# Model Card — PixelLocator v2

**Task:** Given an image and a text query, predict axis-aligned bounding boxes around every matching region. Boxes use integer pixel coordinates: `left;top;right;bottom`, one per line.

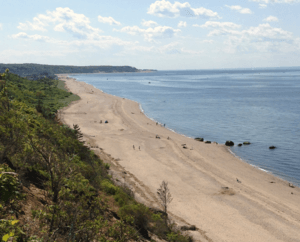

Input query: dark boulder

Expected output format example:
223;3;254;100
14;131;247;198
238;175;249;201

195;137;204;142
181;225;197;231
205;141;211;144
238;143;243;147
225;141;234;146
243;142;251;145
269;146;276;149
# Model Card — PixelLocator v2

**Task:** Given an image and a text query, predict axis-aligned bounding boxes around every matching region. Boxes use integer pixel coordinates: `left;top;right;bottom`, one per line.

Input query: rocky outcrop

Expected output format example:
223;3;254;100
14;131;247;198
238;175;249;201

195;138;204;142
243;142;251;145
225;141;234;146
269;146;276;149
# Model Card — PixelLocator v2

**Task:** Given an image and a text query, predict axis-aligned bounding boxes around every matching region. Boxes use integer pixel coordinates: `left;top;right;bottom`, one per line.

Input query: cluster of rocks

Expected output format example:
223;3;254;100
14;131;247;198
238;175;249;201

195;138;277;150
195;137;213;144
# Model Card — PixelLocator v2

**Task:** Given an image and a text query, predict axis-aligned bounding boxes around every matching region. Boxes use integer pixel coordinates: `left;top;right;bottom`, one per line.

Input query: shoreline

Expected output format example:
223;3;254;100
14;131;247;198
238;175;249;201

57;74;300;242
70;76;296;186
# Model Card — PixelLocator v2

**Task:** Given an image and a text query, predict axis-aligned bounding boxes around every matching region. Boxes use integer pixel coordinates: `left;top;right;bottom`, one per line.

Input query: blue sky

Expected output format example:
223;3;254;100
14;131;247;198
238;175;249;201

1;0;300;70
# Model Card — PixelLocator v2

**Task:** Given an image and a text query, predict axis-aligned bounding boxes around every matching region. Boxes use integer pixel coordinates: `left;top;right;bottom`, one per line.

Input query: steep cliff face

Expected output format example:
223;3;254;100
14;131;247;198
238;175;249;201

0;63;153;80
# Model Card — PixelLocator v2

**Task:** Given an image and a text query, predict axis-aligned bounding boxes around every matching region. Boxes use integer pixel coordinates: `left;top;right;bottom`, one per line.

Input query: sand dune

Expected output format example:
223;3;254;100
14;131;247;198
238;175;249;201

58;74;300;242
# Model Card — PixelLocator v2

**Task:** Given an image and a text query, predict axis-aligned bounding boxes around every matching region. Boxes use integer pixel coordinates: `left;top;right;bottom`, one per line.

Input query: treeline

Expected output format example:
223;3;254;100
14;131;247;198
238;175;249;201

0;70;192;241
0;64;145;81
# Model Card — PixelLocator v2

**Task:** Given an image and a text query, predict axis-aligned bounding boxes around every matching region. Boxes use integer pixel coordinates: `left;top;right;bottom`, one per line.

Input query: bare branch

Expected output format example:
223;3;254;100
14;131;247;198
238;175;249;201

157;180;173;215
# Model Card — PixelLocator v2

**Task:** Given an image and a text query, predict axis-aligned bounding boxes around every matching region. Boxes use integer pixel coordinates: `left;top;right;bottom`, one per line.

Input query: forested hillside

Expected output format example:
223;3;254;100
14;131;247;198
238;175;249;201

0;64;155;81
0;69;192;242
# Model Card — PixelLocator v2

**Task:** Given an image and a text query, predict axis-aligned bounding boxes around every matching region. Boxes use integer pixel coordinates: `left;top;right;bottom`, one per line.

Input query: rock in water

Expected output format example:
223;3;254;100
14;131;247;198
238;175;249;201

225;141;234;146
269;146;276;149
243;141;251;145
238;143;243;147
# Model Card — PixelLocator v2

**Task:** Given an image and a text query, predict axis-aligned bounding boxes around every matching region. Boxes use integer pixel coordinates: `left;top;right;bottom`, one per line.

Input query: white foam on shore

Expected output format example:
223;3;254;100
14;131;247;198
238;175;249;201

228;148;270;174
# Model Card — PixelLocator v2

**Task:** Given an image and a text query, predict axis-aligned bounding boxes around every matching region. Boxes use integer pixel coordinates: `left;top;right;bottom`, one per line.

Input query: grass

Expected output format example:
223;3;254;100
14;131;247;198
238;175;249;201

57;79;80;107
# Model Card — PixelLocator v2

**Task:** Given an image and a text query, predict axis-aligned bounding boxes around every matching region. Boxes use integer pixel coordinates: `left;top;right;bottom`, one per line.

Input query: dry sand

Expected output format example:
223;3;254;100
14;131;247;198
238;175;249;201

58;74;300;242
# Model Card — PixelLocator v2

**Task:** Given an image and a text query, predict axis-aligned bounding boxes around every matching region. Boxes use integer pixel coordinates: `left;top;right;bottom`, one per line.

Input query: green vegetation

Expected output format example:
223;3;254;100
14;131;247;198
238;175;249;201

0;70;192;241
0;63;143;80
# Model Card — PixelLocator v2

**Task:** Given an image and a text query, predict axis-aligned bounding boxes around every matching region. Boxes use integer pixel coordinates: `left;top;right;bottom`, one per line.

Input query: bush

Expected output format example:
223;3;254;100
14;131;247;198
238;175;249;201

114;190;132;207
0;164;25;241
101;179;118;195
0;164;21;203
119;203;152;237
104;163;110;170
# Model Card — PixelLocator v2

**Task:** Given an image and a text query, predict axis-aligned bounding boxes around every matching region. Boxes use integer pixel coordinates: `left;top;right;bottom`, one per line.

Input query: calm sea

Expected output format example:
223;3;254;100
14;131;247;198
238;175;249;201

70;68;300;186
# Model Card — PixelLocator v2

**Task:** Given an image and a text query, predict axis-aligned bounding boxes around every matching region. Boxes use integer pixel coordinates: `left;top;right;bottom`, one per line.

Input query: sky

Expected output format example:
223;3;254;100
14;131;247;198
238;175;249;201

1;0;300;70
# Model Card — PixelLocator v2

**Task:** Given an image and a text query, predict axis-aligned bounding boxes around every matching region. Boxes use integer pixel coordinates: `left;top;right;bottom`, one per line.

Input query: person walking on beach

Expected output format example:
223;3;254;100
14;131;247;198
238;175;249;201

133;145;135;150
139;146;140;151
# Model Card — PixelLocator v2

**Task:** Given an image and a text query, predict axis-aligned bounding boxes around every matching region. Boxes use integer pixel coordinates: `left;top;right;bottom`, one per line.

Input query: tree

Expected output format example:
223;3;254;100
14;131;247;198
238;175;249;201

157;181;173;216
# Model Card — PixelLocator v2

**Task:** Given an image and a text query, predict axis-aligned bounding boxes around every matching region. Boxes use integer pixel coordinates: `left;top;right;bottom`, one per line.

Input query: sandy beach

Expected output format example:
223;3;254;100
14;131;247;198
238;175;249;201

58;74;300;242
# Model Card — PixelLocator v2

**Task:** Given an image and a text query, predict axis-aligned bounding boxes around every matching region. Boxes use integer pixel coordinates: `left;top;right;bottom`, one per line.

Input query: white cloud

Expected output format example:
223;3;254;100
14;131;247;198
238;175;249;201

11;31;135;49
98;16;121;26
13;8;140;50
178;21;187;28
263;16;279;22
0;23;2;30
70;36;136;49
147;0;220;19
141;20;158;27
225;5;252;14
17;17;47;31
11;32;52;42
205;23;298;53
121;42;203;56
158;42;181;54
195;21;241;29
17;7;102;39
202;39;214;44
250;0;300;3
1;49;77;58
207;23;292;39
259;3;268;8
116;25;181;42
250;0;269;2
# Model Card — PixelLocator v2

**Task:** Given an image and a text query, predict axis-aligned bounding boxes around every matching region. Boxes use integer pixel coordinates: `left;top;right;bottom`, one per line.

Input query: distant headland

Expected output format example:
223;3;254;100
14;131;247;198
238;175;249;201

0;63;156;80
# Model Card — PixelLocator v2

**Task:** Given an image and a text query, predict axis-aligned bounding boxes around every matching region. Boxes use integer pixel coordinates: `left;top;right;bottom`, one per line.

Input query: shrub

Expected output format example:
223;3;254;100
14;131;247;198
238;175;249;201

114;190;132;207
119;203;152;237
101;179;118;195
0;164;22;203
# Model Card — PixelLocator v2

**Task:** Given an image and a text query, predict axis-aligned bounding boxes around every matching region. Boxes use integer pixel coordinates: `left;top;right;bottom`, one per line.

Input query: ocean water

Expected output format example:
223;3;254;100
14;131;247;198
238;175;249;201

70;68;300;186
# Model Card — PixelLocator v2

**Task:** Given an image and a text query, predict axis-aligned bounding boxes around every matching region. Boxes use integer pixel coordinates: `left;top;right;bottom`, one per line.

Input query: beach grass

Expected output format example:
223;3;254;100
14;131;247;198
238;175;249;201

57;79;80;106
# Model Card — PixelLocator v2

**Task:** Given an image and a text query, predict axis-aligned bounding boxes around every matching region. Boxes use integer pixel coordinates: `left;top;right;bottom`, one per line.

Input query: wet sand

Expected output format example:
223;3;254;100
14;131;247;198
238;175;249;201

58;74;300;242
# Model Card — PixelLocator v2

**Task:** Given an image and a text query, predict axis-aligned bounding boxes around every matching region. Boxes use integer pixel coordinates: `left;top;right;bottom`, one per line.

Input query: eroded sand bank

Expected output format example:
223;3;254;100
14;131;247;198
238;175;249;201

58;74;300;242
